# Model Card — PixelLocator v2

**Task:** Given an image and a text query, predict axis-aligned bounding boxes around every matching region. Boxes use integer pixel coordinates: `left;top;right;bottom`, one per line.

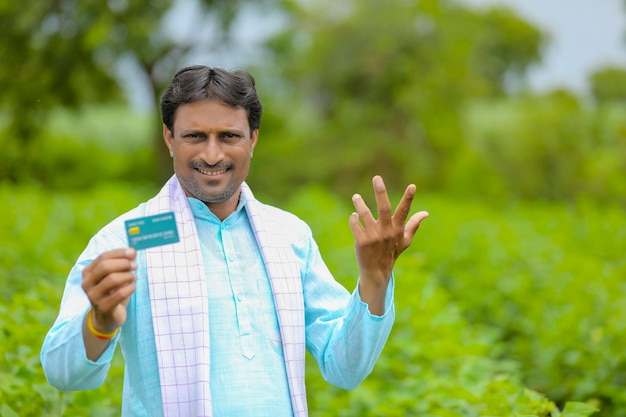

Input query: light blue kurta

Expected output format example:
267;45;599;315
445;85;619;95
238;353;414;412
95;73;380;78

41;193;395;416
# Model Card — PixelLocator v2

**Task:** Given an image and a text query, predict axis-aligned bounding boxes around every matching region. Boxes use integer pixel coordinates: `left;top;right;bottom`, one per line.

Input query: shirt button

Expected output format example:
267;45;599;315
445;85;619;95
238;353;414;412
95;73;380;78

236;293;243;302
227;254;235;262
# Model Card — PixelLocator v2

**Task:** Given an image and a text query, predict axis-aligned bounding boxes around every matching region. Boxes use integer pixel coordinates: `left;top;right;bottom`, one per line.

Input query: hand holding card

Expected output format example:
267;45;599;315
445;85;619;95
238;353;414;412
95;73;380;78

81;247;137;357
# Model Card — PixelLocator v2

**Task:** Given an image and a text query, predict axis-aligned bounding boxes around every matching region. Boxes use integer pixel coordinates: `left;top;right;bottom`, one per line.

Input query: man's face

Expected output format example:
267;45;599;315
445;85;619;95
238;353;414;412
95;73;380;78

164;99;258;218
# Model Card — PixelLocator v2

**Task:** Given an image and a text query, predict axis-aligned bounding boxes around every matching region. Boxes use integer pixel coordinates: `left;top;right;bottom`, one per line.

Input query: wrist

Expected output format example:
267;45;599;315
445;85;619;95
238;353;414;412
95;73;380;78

358;279;388;316
87;308;119;340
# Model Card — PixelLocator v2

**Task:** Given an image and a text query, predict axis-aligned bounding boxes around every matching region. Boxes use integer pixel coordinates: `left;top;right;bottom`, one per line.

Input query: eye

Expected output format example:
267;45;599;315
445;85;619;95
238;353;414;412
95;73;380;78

182;132;204;142
221;132;243;143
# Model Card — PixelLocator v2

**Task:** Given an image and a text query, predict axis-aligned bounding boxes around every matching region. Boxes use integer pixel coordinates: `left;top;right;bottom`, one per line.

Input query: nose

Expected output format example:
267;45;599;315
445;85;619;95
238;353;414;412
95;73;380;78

202;137;224;165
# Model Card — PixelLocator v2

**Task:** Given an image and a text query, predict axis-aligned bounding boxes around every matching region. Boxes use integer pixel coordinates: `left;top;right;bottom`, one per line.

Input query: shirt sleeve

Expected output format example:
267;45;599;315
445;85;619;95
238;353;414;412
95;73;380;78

299;228;395;390
40;223;127;391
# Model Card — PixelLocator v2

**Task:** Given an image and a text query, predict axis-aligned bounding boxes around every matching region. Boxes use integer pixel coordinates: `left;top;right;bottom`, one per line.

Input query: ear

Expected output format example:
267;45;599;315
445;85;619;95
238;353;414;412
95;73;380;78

163;124;174;157
250;129;259;157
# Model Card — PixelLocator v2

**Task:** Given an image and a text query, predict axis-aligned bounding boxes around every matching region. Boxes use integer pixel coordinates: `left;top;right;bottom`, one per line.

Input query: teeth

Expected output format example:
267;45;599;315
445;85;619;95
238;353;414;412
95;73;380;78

198;168;227;176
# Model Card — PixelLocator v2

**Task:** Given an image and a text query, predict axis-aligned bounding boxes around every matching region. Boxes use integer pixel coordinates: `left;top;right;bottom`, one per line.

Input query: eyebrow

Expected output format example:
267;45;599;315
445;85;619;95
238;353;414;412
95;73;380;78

179;127;246;136
179;129;206;137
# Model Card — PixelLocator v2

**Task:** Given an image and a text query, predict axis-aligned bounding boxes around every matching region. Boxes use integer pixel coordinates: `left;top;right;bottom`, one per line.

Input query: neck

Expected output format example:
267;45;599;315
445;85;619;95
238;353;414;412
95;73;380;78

205;193;241;221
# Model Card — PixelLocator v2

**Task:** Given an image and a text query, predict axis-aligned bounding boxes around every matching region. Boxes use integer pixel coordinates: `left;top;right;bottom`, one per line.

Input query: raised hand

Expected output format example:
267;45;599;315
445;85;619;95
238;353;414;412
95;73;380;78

349;175;429;315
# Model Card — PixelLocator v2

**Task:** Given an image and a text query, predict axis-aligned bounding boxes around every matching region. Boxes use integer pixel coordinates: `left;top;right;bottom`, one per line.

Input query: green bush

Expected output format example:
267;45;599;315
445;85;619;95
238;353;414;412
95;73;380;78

458;93;626;203
0;105;157;187
0;182;605;416
420;195;625;415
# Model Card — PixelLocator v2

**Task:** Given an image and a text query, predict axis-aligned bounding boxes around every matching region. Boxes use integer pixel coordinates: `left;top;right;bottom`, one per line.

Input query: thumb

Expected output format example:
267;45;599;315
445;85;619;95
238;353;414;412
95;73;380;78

403;211;429;247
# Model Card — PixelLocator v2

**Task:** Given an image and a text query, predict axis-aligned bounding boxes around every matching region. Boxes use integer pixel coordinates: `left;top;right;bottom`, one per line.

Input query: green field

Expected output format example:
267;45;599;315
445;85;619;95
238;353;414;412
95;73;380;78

2;181;618;416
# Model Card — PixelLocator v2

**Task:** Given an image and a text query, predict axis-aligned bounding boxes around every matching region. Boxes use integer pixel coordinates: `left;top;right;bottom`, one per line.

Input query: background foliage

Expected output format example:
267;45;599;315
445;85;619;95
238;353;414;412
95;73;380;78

1;0;624;415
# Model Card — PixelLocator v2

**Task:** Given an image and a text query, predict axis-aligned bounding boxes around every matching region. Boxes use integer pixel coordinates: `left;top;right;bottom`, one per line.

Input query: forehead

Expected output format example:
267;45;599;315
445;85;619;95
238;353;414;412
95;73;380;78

173;99;249;131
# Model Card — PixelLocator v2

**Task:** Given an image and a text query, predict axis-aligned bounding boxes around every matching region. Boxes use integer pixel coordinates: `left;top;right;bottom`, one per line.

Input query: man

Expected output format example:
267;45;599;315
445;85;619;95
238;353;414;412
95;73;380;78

41;65;429;417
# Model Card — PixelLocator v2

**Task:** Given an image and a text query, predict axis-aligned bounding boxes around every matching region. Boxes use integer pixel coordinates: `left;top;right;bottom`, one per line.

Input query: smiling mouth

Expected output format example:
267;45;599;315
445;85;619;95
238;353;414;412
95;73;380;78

197;167;228;176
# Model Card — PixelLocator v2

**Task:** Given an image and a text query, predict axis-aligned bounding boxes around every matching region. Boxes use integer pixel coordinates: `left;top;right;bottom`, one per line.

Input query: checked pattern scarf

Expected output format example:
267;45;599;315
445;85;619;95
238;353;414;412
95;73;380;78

144;175;307;417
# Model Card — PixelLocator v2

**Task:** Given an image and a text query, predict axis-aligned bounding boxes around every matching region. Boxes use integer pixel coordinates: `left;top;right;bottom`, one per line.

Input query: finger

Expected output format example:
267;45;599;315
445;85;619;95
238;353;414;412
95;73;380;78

92;282;136;331
90;257;137;278
91;274;136;316
96;279;137;313
372;176;392;226
90;270;137;298
86;271;136;310
403;211;429;248
83;248;135;277
348;211;365;238
393;184;416;225
83;254;137;288
352;193;376;229
89;248;136;265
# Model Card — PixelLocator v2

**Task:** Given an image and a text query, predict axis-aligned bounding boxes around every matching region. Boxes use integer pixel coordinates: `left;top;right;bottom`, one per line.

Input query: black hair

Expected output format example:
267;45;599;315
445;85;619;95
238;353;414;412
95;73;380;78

160;65;263;134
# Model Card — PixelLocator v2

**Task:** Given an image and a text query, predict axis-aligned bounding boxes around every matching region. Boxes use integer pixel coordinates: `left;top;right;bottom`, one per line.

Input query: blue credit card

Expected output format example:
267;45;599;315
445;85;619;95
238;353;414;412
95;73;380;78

124;212;180;250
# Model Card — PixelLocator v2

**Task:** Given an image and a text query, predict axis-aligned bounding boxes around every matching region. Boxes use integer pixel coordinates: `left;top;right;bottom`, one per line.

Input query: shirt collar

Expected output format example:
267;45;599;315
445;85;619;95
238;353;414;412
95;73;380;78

187;192;248;224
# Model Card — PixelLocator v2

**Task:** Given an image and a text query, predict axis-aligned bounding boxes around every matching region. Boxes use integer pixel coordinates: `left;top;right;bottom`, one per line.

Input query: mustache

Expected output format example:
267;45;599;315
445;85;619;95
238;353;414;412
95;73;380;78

190;161;232;171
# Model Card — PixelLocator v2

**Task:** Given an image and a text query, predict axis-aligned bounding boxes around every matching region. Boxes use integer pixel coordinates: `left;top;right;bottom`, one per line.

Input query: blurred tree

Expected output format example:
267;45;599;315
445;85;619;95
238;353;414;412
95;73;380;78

0;0;274;183
590;66;626;103
253;0;545;197
462;90;596;201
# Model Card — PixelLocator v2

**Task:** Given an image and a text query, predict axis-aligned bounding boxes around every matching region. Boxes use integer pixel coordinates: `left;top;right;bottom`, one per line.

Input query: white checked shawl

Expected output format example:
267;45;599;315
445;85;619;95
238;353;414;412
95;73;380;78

144;175;307;417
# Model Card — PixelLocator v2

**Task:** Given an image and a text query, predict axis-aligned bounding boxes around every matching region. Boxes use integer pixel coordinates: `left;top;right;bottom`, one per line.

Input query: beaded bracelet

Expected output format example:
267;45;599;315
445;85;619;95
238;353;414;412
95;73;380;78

87;309;119;341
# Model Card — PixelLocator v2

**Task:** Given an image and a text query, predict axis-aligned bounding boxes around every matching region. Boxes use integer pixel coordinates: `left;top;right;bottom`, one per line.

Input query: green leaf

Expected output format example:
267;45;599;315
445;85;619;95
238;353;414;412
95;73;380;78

0;405;20;417
562;402;599;417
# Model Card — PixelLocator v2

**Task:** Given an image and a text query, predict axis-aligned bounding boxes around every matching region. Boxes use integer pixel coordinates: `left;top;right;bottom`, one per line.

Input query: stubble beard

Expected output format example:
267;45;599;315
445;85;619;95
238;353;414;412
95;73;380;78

179;174;240;204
